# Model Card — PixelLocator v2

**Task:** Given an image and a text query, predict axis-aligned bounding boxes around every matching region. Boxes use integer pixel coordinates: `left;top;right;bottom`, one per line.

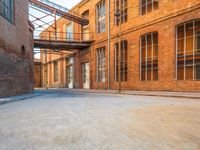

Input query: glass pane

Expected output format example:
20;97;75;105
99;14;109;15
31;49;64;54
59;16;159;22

153;63;158;80
141;5;146;15
153;33;158;45
141;66;146;81
186;22;194;55
195;20;200;53
177;25;184;39
185;58;193;80
147;65;152;81
153;45;158;60
178;39;184;55
195;59;200;80
115;43;119;82
153;0;158;10
147;34;152;46
177;60;184;80
147;0;152;13
177;25;185;64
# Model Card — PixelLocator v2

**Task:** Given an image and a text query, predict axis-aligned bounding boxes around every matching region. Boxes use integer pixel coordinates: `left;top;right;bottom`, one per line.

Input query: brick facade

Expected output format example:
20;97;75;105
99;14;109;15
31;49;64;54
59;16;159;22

0;0;34;97
41;0;200;91
34;59;42;88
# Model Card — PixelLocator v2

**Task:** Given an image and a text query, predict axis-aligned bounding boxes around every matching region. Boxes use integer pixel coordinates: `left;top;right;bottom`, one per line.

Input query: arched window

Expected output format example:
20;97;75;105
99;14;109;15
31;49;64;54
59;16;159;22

176;19;200;80
82;10;89;18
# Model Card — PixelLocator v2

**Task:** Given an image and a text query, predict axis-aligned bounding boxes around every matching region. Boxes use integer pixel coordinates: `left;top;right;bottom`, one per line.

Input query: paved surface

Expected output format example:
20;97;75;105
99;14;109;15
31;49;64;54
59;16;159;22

42;88;200;99
0;91;200;150
0;91;43;105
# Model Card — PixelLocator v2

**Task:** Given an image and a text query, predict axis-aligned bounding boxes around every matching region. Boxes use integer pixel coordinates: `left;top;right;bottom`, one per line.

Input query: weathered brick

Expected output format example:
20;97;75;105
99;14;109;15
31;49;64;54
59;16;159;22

40;0;200;91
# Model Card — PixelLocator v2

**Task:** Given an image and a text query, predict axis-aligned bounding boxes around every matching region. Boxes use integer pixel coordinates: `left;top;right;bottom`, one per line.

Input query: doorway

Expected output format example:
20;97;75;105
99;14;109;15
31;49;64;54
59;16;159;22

82;63;90;89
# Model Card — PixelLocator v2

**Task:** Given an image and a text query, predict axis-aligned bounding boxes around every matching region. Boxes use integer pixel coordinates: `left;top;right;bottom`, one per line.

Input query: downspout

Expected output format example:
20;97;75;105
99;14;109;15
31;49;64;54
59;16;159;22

107;0;111;89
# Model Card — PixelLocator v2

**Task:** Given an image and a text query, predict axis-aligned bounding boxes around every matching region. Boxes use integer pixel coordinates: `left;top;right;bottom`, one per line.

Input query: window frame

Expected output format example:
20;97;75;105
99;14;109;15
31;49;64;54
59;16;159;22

96;0;106;34
140;0;159;16
96;47;106;83
53;61;59;82
0;0;14;23
176;19;200;81
114;40;128;82
140;32;158;81
114;0;128;26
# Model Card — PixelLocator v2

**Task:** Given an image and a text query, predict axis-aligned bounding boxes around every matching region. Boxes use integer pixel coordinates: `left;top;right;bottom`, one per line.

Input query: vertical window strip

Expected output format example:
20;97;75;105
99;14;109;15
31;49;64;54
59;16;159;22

0;0;13;23
140;32;158;81
96;0;106;33
96;47;106;82
176;19;200;81
141;0;158;16
114;0;128;25
54;61;59;82
114;40;128;82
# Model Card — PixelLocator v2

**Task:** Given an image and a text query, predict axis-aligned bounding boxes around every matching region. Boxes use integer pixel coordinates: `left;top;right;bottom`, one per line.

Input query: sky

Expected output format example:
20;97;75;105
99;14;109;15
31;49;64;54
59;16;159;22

50;0;81;9
31;0;82;59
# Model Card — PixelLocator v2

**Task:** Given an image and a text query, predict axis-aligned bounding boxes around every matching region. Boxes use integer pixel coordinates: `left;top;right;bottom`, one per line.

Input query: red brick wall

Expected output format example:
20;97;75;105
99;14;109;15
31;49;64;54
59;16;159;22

40;0;200;91
0;0;34;97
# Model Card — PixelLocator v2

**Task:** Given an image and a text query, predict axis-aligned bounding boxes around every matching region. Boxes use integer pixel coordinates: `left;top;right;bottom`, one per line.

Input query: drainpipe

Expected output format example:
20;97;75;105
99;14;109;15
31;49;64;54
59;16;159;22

107;0;111;89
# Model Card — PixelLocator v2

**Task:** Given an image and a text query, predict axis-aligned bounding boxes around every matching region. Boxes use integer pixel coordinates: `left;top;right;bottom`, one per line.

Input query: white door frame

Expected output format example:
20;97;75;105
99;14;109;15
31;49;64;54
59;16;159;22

82;63;90;89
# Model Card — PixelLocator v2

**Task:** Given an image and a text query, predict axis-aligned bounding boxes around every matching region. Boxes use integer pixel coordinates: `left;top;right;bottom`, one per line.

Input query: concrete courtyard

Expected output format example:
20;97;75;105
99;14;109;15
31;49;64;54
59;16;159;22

0;90;200;150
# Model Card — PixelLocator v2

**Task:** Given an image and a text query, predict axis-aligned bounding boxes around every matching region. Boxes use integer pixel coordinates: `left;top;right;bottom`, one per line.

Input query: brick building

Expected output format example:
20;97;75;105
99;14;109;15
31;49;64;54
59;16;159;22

40;0;200;91
34;58;42;88
0;0;34;97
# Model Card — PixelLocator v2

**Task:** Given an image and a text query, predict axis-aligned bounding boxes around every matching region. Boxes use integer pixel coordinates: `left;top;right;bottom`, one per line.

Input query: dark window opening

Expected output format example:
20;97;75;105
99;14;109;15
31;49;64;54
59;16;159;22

21;45;25;56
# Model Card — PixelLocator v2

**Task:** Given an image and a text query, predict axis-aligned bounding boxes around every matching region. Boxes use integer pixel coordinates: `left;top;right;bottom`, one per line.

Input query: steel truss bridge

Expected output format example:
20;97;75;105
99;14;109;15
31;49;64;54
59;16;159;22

29;0;94;55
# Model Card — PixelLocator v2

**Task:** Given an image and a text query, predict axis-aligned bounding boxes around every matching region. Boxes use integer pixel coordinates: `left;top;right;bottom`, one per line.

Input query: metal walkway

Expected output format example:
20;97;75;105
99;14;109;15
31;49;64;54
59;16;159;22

34;30;94;50
29;0;93;51
34;39;93;50
29;0;89;26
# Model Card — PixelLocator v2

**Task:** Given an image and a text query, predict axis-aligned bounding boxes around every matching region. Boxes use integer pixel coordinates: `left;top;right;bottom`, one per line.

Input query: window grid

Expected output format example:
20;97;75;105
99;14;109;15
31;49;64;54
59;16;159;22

114;0;128;26
140;0;158;16
96;0;106;33
0;0;14;23
54;61;59;82
96;47;106;82
176;19;200;80
114;40;128;82
140;32;158;81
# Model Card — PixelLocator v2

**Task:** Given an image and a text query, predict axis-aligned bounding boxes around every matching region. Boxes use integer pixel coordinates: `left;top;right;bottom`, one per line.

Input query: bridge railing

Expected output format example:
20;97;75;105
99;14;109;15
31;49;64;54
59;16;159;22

35;0;69;12
29;0;88;24
34;30;94;42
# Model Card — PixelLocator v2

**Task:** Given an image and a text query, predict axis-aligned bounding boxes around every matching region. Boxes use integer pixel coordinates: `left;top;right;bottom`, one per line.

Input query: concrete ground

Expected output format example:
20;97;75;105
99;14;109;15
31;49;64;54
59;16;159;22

0;91;200;150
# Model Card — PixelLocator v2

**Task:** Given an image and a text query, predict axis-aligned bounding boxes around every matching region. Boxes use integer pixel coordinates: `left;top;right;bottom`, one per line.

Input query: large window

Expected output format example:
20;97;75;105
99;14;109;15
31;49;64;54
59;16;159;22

114;40;128;82
141;0;158;16
114;0;128;25
176;19;200;80
0;0;14;23
140;32;158;81
54;61;59;82
96;0;106;33
96;47;106;82
66;22;73;40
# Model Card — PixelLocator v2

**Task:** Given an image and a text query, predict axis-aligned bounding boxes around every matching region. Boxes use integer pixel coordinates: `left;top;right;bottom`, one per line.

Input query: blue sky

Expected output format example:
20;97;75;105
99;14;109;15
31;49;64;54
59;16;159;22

31;0;82;59
51;0;81;8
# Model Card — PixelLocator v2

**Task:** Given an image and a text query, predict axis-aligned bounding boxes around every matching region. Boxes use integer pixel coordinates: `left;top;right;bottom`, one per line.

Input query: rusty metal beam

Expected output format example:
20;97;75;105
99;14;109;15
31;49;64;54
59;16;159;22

29;0;89;25
34;39;93;50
